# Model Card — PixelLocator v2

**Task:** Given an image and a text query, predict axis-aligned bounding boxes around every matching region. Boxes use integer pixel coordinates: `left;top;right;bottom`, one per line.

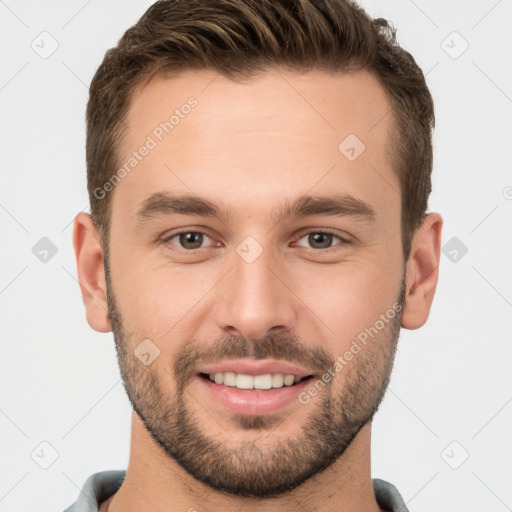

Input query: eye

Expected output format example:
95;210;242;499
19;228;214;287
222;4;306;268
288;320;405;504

161;229;351;252
293;231;349;250
163;231;217;250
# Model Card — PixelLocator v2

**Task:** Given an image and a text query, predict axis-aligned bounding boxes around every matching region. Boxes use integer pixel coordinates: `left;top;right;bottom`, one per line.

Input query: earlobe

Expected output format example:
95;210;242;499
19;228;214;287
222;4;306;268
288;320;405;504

73;212;112;333
401;212;443;330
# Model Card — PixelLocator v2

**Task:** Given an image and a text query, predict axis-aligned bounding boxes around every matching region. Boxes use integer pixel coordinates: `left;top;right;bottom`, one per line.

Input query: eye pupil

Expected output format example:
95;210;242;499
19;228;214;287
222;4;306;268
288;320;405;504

180;232;203;249
309;233;332;249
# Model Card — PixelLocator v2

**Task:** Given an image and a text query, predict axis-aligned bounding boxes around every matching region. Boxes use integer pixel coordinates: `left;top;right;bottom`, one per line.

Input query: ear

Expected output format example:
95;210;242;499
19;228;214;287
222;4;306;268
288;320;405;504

73;212;111;333
401;212;443;330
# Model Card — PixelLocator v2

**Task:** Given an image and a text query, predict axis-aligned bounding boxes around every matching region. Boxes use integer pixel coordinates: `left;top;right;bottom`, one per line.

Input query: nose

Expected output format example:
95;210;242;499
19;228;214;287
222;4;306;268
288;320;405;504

213;244;298;341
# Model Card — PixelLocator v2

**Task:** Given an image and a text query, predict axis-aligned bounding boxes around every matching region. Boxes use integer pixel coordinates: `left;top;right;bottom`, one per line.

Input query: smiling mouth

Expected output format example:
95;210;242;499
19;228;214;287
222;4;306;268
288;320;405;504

199;372;314;391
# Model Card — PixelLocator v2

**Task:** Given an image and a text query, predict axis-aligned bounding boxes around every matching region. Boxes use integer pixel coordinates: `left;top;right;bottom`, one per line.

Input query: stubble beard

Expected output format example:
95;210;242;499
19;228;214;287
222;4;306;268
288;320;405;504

105;256;405;497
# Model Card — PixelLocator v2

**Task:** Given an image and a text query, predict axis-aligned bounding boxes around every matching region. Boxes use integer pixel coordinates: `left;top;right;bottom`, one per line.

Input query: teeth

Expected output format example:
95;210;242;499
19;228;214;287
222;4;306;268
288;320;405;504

254;374;272;390
283;374;295;386
223;372;236;387
272;374;284;388
207;372;304;390
236;373;254;389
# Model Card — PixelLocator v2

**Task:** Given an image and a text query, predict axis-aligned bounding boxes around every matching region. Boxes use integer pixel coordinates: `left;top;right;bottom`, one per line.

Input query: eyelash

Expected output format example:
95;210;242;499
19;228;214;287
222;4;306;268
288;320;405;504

161;229;352;252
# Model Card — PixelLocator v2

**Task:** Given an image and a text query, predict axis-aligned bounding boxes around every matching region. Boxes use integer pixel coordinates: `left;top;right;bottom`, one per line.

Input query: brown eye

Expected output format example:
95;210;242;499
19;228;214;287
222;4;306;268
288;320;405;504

179;232;204;249
165;231;214;250
295;231;346;250
308;233;333;249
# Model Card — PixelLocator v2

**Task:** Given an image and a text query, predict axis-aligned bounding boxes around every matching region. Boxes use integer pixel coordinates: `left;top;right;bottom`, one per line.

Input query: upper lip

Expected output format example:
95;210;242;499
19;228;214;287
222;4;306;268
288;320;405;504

198;359;314;378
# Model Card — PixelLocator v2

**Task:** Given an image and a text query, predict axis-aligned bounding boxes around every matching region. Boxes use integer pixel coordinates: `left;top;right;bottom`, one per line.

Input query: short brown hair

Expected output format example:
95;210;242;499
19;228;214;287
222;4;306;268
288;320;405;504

86;0;434;261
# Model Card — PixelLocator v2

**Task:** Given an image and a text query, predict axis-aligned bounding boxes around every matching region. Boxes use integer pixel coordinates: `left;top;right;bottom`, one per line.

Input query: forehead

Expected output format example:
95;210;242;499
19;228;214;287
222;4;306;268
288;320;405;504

114;68;398;223
125;67;393;148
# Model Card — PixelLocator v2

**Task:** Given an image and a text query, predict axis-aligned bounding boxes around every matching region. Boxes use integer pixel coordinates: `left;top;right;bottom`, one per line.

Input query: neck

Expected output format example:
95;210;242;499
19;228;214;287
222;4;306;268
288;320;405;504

106;412;383;512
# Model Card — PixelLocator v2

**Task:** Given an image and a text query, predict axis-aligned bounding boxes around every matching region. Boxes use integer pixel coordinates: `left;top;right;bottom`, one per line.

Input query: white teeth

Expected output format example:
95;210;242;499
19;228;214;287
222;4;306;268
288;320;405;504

223;372;236;387
254;374;272;390
207;372;305;390
272;374;284;388
235;374;254;389
283;375;295;386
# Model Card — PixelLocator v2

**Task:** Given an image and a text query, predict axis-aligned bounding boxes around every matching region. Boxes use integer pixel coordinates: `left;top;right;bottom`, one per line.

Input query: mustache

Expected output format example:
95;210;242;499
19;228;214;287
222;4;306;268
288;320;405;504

173;333;334;385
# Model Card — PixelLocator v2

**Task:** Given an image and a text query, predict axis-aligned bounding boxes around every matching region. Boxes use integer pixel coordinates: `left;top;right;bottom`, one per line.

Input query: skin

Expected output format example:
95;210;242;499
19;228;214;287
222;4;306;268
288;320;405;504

73;68;442;512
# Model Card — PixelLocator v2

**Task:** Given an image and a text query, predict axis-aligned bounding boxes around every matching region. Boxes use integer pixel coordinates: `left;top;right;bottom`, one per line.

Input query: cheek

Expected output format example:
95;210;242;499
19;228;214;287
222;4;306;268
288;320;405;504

110;255;215;340
291;261;402;346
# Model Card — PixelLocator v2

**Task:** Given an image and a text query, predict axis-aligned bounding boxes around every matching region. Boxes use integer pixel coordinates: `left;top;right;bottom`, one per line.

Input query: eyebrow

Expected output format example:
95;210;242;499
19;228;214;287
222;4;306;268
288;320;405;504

135;192;376;225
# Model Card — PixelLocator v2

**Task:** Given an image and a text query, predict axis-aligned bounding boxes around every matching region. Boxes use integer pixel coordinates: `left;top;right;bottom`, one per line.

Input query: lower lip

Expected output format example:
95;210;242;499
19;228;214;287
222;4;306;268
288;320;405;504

197;375;313;416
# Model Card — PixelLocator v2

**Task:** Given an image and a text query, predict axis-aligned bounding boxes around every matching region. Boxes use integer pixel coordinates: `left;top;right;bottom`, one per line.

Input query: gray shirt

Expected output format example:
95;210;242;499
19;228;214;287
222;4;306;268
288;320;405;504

63;470;409;511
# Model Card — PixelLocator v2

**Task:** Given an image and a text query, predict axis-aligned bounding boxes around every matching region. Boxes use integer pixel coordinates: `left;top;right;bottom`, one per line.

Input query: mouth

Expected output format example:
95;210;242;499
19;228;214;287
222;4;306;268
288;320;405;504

198;372;313;390
195;360;317;416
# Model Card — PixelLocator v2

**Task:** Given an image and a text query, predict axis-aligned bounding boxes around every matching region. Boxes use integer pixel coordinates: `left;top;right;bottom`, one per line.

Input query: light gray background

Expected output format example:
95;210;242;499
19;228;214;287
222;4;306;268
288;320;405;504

1;1;511;511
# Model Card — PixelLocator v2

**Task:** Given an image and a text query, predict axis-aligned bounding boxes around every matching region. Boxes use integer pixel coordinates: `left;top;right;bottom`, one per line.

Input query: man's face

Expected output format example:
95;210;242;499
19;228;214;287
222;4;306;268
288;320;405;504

106;69;405;496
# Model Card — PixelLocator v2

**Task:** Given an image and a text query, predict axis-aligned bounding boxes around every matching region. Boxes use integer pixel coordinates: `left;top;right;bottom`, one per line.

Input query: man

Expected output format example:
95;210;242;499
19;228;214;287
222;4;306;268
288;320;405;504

67;0;442;510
